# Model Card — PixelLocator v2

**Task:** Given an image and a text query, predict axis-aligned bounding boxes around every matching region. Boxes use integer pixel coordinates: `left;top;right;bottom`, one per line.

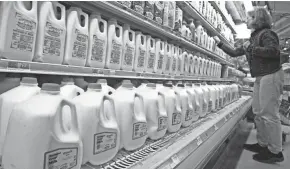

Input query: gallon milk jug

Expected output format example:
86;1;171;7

176;47;183;76
188;19;196;41
217;84;224;109
164;42;172;75
137;83;168;140
193;83;205;117
34;1;66;64
97;79;115;95
86;13;108;68
155;39;165;74
0;1;37;61
199;57;205;76
193;54;199;76
133;31;146;73
200;83;210;116
113;80;147;151
64;7;89;66
121;24;135;71
181;21;188;38
207;84;216;113
0;74;20;95
73;83;120;165
174;83;194;127
60;77;84;99
204;58;209;76
157;81;182;133
171;45;178;75
185;83;199;122
0;77;40;157
196;21;203;46
212;84;220;111
106;18;123;70
183;50;189;75
145;36;156;73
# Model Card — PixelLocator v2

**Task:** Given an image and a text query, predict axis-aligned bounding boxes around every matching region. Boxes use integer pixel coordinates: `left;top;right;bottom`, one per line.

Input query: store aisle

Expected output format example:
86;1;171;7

213;120;290;169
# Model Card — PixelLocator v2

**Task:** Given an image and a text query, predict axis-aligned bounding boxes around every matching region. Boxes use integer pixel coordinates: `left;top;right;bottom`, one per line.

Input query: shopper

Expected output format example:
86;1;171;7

213;7;284;163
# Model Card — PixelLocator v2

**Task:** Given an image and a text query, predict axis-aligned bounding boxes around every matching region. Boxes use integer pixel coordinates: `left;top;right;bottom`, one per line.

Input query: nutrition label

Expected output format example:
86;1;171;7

157;117;168;131
203;102;208;112
147;52;155;69
110;40;122;64
137;48;146;68
157;53;164;70
94;132;117;155
123;44;134;66
133;122;147;140
72;29;88;59
10;12;36;52
43;22;64;57
185;109;193;121
208;100;213;112
91;35;106;62
172;112;181;125
44;148;78;169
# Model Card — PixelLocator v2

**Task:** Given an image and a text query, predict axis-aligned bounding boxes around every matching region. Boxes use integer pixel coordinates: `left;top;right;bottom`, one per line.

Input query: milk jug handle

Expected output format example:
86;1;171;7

101;95;116;122
76;87;84;95
134;93;145;117
174;91;181;112
157;92;166;112
53;2;66;20
60;99;79;134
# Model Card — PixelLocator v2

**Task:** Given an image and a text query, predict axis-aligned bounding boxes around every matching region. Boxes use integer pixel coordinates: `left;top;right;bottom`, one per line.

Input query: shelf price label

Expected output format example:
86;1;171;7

214;124;218;131
7;61;30;71
196;136;203;146
171;154;180;165
92;68;104;75
224;116;228;122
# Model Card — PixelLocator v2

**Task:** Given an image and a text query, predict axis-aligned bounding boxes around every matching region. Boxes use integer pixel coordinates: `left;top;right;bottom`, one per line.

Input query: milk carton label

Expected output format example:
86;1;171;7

72;29;88;59
123;44;134;66
132;1;145;15
91;35;106;62
132;122;147;140
94;132;117;154
172;112;181;125
137;48;146;68
157;117;168;131
147;52;155;68
185;109;193;121
144;1;155;20
43;22;64;57
157;53;164;70
208;100;213;112
165;56;171;71
195;105;200;114
215;99;219;109
44;148;78;169
118;1;132;8
10;12;36;52
203;102;207;112
172;58;176;71
110;40;122;64
154;2;164;24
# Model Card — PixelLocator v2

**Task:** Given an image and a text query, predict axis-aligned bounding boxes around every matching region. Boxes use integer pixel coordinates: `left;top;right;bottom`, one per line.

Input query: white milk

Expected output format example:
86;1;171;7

86;13;108;68
145;36;156;73
64;7;89;66
192;83;204;118
2;83;83;169
60;77;84;99
96;79;115;95
164;42;172;75
176;47;183;76
106;18;123;70
188;53;194;76
0;2;38;61
133;31;146;73
73;83;120;165
121;24;135;71
185;83;199;122
199;57;205;76
200;83;210;116
193;54;199;76
183;50;189;76
171;45;178;76
34;2;66;64
203;58;209;76
155;39;165;74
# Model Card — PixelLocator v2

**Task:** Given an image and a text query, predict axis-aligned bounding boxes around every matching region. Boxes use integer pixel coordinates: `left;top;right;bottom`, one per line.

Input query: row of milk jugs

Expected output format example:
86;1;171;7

0;77;239;168
0;1;222;77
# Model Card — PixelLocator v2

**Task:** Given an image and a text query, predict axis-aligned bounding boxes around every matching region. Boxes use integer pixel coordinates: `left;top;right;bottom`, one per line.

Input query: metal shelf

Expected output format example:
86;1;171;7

61;1;234;66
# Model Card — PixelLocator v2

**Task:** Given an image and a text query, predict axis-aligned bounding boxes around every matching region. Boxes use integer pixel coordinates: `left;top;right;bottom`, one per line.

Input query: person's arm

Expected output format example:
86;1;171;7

217;42;245;57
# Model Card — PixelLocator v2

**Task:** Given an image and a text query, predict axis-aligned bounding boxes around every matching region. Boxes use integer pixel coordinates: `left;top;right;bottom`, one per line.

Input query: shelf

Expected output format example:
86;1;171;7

80;96;252;169
0;59;235;82
61;1;234;66
210;1;237;34
177;2;234;48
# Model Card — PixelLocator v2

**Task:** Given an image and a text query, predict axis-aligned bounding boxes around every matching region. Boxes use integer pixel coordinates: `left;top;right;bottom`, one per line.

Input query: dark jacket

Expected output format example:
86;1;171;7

217;28;281;77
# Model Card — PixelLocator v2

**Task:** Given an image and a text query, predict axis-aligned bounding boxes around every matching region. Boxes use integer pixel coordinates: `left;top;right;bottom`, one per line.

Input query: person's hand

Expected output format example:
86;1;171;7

243;41;250;50
213;36;221;44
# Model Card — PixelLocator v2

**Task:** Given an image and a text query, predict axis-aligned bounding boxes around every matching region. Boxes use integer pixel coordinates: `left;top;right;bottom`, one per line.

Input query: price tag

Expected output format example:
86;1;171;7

224;116;228;122
92;68;104;75
7;61;30;71
196;136;203;146
214;124;218;131
171;154;180;165
110;70;116;75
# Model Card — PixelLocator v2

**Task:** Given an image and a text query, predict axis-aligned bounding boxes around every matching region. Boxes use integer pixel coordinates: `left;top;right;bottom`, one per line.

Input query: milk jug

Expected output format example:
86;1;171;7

199;57;205;76
113;80;147;151
185;83;199;121
133;31;146;73
64;7;88;66
60;77;84;99
0;2;38;61
181;21;188;39
96;79;115;95
207;84;217;113
137;83;168;140
174;83;194;127
145;36;156;73
193;83;205;117
196;21;204;46
171;46;178;75
2;83;83;169
86;13;107;68
200;83;209;116
121;24;135;71
0;77;40;157
213;84;221;111
73;83;119;165
193;54;199;76
183;50;189;75
188;53;194;75
164;42;172;75
157;82;181;133
176;47;183;76
106;18;123;70
217;84;224;109
188;19;196;41
203;30;208;49
204;58;209;76
34;2;66;64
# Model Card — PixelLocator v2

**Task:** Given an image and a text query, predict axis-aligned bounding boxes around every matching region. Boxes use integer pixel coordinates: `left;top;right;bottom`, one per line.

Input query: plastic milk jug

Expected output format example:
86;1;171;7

155;39;165;74
183;50;189;75
97;79;115;95
133;31;146;73
185;83;199;122
181;21;188;38
193;83;204;117
176;47;183;76
199;57;205;76
106;18;123;70
200;83;210;116
212;84;220;111
2;83;83;169
171;46;178;75
121;24;135;71
60;77;84;99
137;83;168;140
0;1;38;61
217;84;223;109
73;83;120;165
34;2;66;64
207;84;216;113
164;42;172;75
196;21;203;46
193;54;199;76
145;36;156;73
0;77;40;157
86;13;108;68
204;58;209;76
188;53;194;75
64;7;88;66
113;80;147;151
174;83;194;127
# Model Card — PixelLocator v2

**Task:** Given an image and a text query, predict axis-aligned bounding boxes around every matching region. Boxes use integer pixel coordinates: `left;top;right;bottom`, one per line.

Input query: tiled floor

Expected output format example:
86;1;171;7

213;120;290;169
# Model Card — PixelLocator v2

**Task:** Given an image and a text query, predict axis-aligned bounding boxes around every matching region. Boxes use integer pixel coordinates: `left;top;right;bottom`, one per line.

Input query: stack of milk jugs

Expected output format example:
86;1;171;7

0;1;222;78
0;75;240;168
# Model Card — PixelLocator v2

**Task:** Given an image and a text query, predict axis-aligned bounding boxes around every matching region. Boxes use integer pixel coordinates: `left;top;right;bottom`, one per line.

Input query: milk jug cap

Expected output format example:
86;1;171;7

97;79;107;84
42;83;60;92
194;83;201;86
122;80;133;88
163;81;173;87
21;77;38;85
61;77;74;85
147;83;156;88
177;83;185;87
88;83;102;90
185;83;192;87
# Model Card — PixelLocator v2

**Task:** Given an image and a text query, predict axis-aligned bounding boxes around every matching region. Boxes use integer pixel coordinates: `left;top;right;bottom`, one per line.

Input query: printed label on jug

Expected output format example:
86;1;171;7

10;12;36;52
72;29;88;59
203;102;207;112
137;48;146;68
185;109;193;121
195;105;200;114
132;2;145;14
147;52;155;69
133;122;147;140
44;148;78;169
172;112;181;125
145;12;154;20
43;22;64;57
215;99;219;109
208;100;213;112
219;98;222;107
110;40;122;64
157;53;164;70
172;58;176;71
91;35;105;62
177;58;181;71
223;97;226;105
165;56;171;71
154;2;164;24
144;1;154;20
157;117;168;131
123;44;134;66
94;132;117;154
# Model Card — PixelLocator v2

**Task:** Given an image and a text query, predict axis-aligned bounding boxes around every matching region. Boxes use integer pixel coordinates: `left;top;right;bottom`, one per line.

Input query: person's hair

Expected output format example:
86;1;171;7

247;7;272;30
